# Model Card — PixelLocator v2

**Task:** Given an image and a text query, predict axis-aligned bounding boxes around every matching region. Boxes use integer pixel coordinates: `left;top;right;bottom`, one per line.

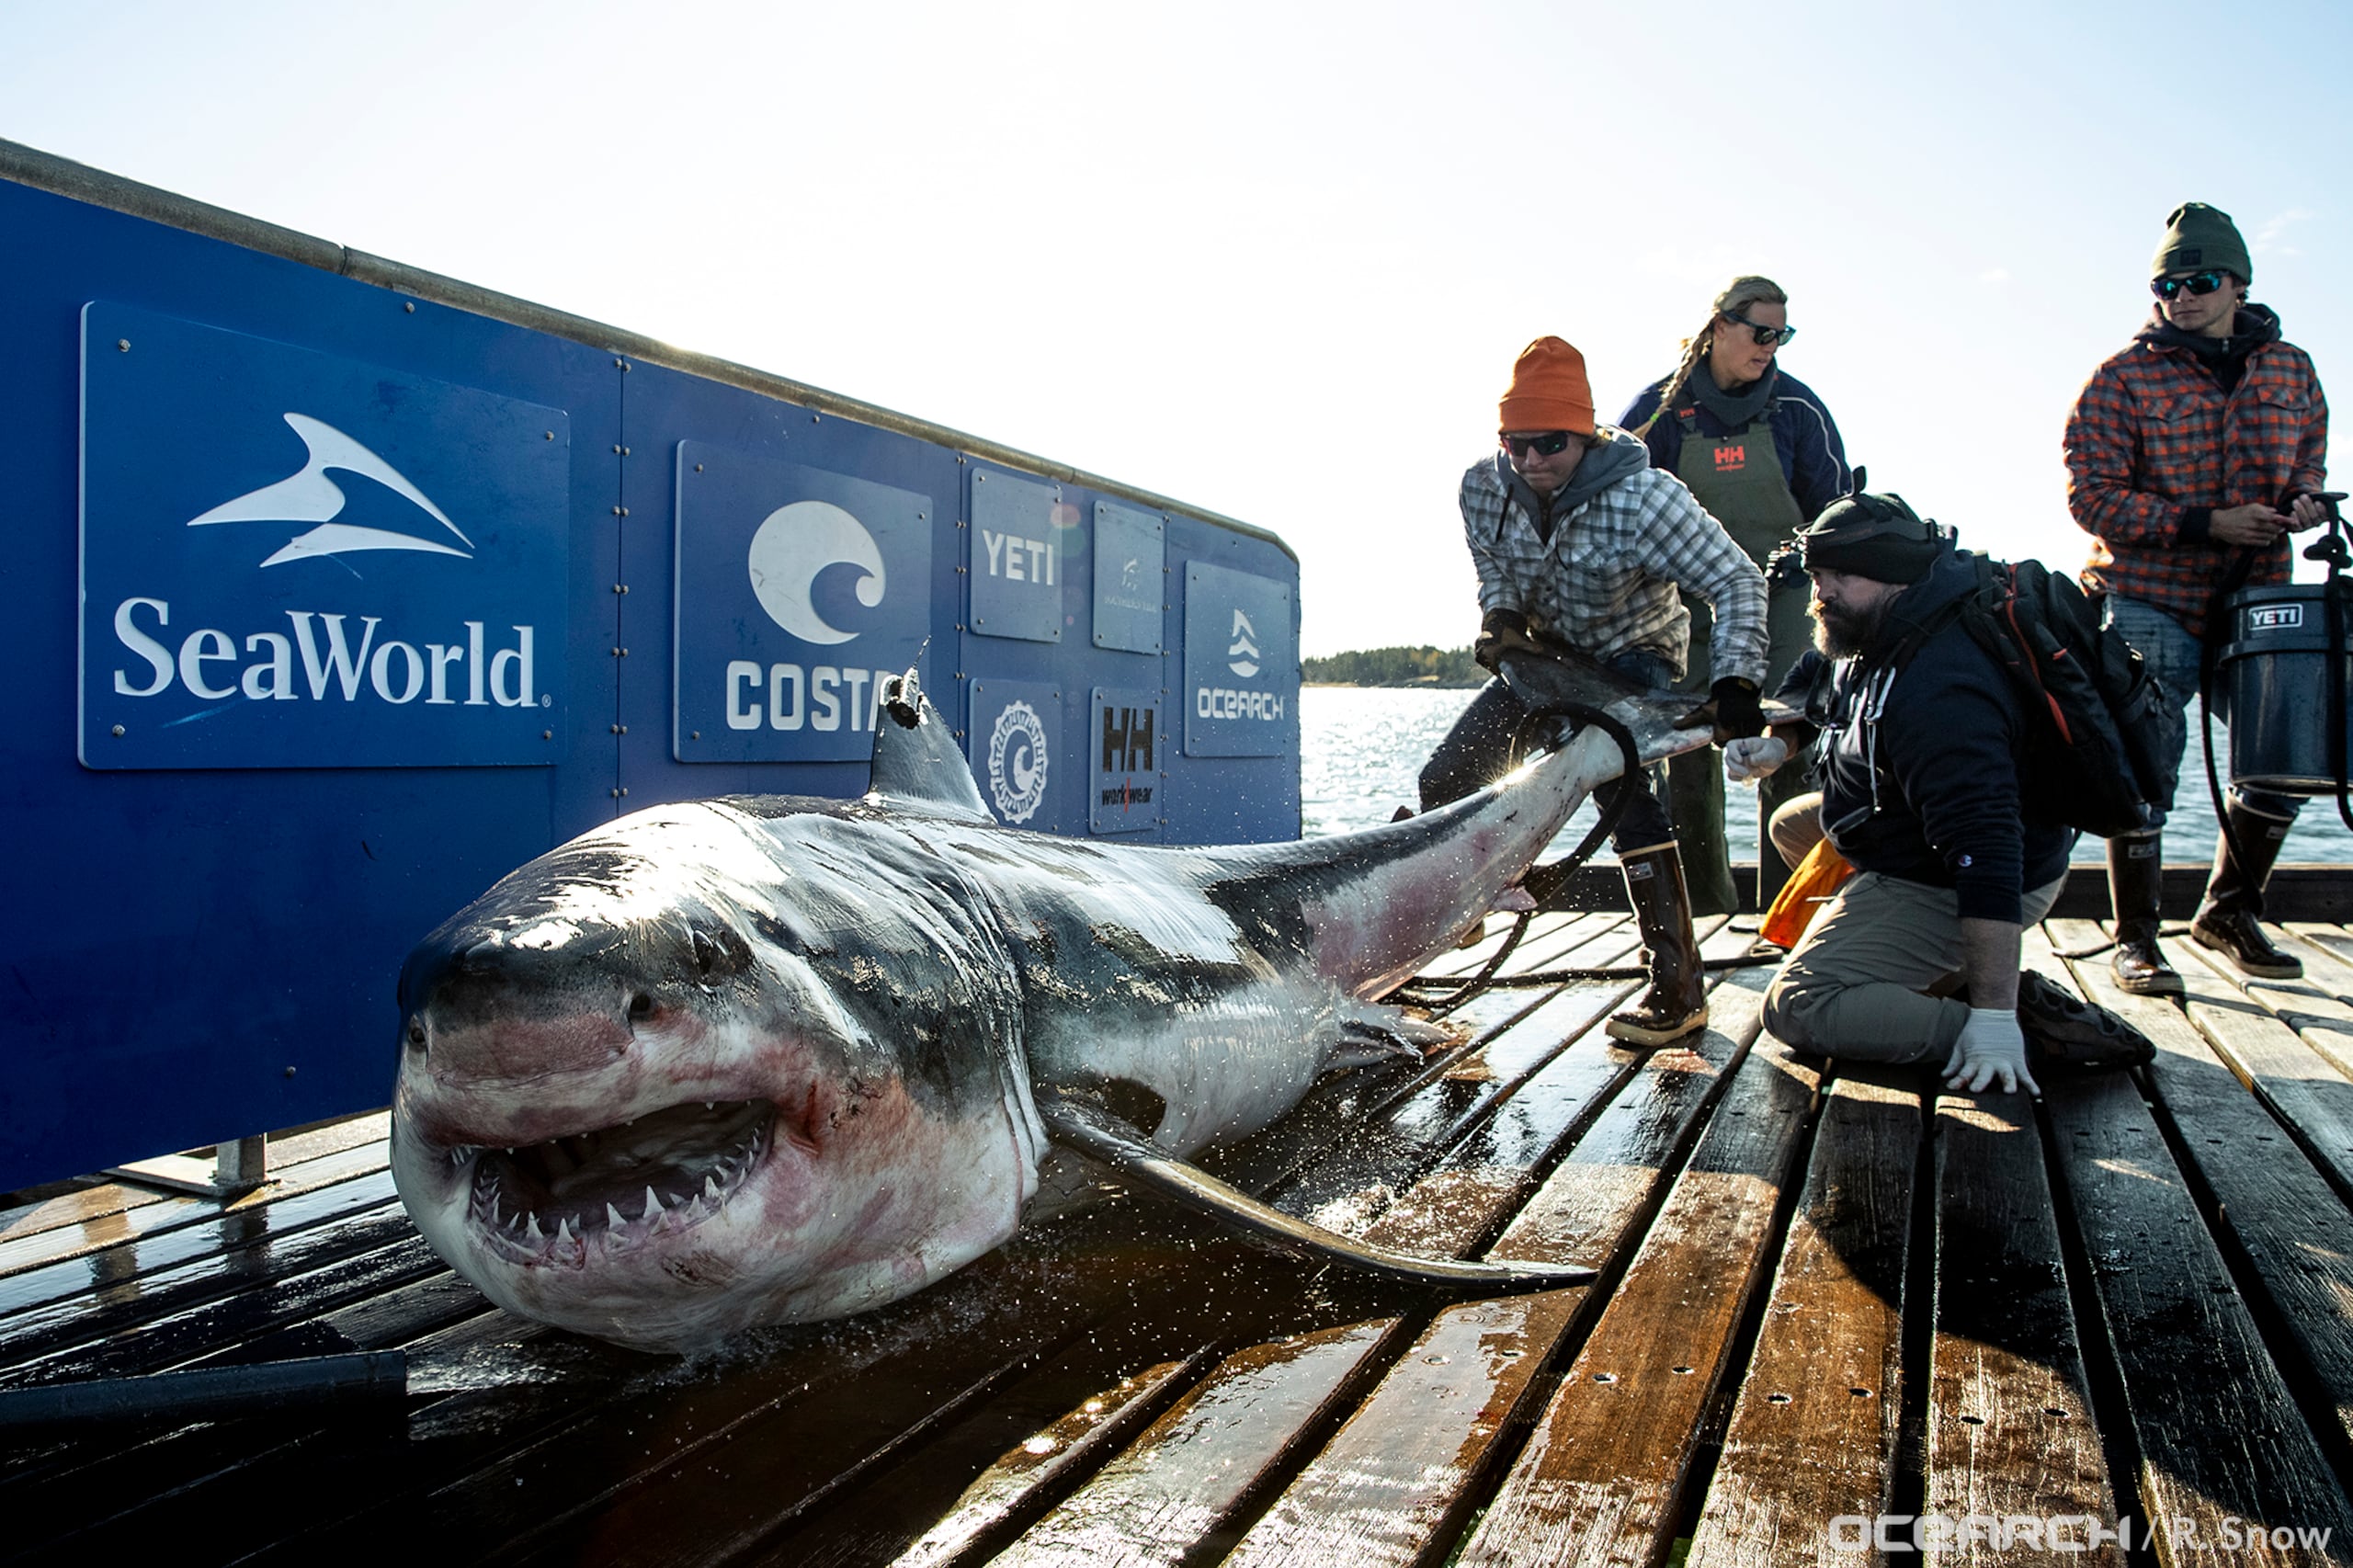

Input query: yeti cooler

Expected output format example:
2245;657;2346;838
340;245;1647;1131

2214;582;2353;796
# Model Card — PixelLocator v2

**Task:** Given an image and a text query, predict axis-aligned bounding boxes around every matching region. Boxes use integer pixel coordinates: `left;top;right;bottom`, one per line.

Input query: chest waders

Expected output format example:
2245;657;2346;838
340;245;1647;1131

1667;405;1814;917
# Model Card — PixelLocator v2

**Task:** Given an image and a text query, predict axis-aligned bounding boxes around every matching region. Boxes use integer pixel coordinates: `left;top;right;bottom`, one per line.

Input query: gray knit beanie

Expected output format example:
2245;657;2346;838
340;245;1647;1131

2152;201;2252;283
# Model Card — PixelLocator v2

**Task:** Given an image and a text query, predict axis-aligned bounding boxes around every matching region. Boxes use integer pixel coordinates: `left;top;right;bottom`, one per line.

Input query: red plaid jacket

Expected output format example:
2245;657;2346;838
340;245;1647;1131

2064;317;2328;642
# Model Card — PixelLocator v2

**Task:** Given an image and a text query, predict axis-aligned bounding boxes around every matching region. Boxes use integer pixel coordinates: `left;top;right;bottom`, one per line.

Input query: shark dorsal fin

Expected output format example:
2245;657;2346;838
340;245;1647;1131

865;669;995;823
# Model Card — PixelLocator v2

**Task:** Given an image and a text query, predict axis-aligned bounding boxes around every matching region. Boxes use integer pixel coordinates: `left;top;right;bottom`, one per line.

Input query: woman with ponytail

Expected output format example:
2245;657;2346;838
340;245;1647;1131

1620;277;1853;920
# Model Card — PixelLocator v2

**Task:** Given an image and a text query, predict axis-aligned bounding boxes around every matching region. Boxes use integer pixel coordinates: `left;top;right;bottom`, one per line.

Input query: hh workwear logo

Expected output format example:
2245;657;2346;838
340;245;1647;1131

674;441;934;766
1713;442;1746;472
78;303;571;771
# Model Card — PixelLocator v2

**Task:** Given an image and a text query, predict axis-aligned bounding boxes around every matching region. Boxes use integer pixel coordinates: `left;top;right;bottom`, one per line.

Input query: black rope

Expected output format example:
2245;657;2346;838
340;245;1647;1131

1402;949;1781;993
1418;702;1643;1017
2196;545;2260;883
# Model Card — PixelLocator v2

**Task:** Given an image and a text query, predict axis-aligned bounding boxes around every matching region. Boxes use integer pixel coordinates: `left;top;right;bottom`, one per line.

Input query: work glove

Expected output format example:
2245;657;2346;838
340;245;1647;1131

1472;608;1543;674
1707;676;1767;744
1724;735;1790;783
1943;1007;2040;1096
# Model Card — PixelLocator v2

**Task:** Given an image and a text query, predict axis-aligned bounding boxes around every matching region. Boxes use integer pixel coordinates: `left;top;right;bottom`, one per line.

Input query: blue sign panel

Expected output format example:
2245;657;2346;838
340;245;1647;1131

1093;501;1165;654
1090;685;1162;835
968;680;1063;830
1183;562;1294;757
78;303;571;768
970;469;1067;642
673;440;935;763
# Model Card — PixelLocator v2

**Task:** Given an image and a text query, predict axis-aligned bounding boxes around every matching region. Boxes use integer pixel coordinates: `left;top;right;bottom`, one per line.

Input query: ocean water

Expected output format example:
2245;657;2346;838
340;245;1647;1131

1299;684;2353;866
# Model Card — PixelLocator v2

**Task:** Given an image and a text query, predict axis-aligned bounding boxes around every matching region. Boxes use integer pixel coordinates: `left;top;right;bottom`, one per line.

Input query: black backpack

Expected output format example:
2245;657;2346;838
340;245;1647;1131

1895;555;2183;839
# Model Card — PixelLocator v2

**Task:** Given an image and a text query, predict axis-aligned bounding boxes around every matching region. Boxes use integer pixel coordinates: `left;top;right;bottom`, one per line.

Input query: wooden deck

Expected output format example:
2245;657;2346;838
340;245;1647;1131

7;905;2353;1564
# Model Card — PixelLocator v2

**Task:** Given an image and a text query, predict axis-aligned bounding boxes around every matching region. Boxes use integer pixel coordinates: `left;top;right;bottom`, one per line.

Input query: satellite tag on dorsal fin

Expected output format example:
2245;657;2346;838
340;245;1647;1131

865;668;994;823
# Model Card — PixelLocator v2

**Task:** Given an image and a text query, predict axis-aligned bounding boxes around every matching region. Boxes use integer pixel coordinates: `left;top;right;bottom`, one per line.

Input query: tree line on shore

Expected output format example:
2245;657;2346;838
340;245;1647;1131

1301;644;1483;687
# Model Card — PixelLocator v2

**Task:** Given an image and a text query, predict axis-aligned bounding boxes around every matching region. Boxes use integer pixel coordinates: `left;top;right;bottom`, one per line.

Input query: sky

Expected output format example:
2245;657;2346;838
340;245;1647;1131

7;0;2350;656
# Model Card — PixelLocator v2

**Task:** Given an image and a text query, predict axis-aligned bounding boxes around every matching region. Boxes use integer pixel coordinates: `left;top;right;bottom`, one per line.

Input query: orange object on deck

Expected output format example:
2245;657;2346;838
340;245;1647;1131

1760;836;1854;949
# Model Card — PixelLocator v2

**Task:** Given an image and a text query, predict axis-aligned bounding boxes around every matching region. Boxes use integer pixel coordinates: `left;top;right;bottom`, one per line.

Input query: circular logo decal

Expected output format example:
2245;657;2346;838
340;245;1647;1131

986;700;1049;824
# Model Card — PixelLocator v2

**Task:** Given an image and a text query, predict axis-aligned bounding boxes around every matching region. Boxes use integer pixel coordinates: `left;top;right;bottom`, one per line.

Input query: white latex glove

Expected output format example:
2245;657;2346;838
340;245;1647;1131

1724;735;1790;783
1943;1007;2040;1096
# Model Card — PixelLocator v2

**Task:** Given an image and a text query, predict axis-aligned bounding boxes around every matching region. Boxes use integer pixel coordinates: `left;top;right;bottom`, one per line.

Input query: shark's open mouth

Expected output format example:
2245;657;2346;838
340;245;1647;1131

455;1098;772;1262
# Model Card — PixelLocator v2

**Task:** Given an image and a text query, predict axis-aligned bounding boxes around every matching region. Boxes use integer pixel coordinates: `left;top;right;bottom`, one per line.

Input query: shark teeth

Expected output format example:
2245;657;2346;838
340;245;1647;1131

462;1099;772;1264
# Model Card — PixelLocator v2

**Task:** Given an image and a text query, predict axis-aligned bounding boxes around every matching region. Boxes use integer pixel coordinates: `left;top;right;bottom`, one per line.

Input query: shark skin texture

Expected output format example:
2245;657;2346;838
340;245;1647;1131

391;673;1620;1353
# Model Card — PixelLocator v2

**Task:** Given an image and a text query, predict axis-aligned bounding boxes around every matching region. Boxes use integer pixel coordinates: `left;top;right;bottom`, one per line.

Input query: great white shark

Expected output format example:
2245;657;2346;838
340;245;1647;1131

391;670;1629;1353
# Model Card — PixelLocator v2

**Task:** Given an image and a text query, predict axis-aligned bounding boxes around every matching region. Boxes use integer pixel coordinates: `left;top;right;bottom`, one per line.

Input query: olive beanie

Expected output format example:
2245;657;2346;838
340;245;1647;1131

2152;201;2252;283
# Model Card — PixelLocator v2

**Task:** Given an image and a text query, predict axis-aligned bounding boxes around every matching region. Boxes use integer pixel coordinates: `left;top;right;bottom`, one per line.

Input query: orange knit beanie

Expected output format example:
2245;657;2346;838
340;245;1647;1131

1497;336;1596;435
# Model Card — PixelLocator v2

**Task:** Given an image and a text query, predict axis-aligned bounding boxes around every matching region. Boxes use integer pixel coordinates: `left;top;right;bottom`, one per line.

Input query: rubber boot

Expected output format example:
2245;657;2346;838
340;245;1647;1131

2106;831;2181;995
1607;841;1709;1045
1665;750;1738;918
2190;800;2302;979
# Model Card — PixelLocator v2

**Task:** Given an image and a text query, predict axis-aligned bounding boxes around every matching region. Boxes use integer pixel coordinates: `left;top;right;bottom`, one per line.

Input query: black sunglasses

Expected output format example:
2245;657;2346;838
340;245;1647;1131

1501;431;1577;459
1722;309;1797;347
2152;270;2231;301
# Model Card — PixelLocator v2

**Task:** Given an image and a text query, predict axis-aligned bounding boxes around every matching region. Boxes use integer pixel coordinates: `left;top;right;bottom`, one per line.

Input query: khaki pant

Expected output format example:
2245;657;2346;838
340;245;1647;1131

1763;870;2066;1063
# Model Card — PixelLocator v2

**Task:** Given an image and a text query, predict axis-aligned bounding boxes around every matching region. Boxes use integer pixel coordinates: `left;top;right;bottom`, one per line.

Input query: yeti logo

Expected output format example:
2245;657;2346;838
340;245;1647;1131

987;700;1050;824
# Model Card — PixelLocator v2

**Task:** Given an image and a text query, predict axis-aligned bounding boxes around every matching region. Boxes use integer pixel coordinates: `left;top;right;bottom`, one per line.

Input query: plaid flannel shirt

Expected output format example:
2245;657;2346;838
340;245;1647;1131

1460;449;1768;685
2064;322;2328;642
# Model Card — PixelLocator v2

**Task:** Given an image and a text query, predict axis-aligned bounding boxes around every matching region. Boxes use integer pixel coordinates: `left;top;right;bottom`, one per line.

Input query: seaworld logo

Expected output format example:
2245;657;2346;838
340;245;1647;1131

188;414;475;568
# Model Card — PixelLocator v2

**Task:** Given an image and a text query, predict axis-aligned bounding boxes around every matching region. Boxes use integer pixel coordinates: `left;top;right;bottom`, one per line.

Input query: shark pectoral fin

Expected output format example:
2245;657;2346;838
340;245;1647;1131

1033;1090;1594;1293
1326;1000;1453;1071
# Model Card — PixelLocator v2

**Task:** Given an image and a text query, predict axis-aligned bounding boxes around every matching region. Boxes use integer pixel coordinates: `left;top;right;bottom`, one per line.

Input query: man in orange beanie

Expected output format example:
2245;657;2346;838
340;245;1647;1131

1419;335;1768;1045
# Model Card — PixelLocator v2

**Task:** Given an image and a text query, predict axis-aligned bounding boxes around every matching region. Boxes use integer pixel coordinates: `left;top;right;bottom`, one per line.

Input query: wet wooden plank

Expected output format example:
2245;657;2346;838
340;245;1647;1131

810;1352;1211;1568
1;1226;445;1391
211;1241;1117;1565
1685;1070;1919;1568
0;1113;390;1253
1451;1034;1821;1568
3;1274;496;1558
2052;920;2353;1464
1276;921;1750;1223
2045;1060;2353;1564
1416;911;1628;982
2183;926;2353;1085
1266;927;1655;1220
990;1319;1413;1568
0;1139;392;1292
2161;934;2353;1201
1928;1073;2119;1562
1218;974;1768;1568
1206;926;1643;1202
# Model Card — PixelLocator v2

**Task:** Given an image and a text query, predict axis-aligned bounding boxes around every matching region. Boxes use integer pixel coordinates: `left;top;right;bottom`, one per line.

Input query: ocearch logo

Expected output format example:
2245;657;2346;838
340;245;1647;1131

188;414;475;567
1227;608;1260;678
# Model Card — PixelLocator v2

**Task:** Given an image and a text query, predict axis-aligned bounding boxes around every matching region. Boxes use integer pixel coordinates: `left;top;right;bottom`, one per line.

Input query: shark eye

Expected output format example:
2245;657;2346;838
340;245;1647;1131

405;1017;427;1052
691;930;722;978
627;994;655;1023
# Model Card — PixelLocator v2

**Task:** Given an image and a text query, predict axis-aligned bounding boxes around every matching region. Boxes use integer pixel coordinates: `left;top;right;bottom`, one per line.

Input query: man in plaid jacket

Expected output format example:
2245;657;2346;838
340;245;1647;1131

1419;335;1768;1045
2065;201;2332;993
